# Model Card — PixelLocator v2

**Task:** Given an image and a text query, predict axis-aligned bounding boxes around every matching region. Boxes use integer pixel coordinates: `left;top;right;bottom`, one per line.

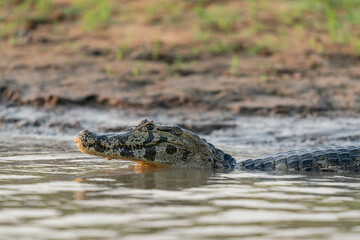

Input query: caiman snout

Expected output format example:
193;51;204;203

74;129;96;147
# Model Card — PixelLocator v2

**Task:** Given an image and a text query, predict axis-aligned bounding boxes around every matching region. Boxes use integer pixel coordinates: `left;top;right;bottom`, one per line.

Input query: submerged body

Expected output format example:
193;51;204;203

74;119;360;172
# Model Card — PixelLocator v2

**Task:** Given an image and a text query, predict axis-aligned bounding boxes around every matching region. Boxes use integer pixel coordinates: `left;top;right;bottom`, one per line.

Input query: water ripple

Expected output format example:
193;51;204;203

0;135;360;240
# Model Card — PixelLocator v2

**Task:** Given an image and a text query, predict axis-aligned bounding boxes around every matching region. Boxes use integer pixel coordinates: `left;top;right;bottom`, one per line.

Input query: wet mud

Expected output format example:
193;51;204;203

2;50;360;115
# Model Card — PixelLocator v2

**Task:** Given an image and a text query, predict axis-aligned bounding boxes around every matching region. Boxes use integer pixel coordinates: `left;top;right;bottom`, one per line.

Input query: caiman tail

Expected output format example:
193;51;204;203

238;145;360;172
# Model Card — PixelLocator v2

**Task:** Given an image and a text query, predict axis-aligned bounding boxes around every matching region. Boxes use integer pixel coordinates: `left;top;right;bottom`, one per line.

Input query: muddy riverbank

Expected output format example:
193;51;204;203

2;1;360;117
2;48;360;116
2;105;360;150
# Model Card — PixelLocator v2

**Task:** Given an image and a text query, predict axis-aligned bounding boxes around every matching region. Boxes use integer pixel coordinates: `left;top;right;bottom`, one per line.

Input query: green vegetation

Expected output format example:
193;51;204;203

72;0;114;31
205;40;236;55
0;0;54;37
145;1;186;25
116;34;132;60
151;40;161;61
0;0;114;34
104;65;115;77
1;0;360;56
167;58;187;75
194;5;241;32
230;55;239;76
131;62;145;77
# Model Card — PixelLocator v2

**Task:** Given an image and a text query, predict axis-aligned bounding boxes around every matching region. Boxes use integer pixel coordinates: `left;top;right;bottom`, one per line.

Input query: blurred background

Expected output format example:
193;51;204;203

1;0;360;134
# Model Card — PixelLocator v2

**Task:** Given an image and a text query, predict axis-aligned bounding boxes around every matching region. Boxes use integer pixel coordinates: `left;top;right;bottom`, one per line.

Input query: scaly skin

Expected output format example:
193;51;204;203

239;146;360;172
74;119;360;172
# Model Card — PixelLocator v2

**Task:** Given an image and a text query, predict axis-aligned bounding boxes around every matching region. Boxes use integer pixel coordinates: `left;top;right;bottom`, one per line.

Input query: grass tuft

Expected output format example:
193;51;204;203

116;34;132;60
194;5;241;32
74;0;114;31
230;55;239;76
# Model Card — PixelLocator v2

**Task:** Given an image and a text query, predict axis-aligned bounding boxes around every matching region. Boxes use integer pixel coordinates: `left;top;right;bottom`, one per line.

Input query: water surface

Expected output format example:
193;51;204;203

1;116;360;240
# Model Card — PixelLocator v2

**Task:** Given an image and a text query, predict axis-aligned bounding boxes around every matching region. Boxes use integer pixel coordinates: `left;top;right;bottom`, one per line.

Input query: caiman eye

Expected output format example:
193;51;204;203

145;123;155;131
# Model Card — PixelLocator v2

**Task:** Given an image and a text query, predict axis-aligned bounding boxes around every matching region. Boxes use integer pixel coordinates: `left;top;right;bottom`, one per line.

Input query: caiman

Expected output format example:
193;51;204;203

74;119;360;172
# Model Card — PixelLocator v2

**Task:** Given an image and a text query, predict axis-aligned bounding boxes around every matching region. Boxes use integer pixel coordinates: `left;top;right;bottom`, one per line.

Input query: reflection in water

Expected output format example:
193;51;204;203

79;167;214;190
71;168;214;200
0;135;360;240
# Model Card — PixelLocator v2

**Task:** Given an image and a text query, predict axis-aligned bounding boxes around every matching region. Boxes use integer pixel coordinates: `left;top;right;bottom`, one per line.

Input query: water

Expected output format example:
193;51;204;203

1;116;360;240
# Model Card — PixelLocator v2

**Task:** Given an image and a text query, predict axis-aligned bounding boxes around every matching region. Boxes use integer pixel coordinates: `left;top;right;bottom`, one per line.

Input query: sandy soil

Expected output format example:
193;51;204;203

2;35;360;117
1;1;360;120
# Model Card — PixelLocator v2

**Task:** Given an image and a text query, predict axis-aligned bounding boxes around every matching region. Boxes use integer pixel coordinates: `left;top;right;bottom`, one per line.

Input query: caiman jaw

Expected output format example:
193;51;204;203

75;130;140;155
74;129;189;167
74;129;163;166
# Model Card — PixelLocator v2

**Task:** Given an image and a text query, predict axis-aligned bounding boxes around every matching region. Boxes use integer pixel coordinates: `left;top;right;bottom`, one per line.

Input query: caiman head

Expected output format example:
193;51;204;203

74;119;235;168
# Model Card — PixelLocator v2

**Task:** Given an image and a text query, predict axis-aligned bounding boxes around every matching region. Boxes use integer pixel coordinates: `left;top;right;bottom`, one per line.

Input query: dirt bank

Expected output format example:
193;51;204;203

2;43;360;116
1;0;360;117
